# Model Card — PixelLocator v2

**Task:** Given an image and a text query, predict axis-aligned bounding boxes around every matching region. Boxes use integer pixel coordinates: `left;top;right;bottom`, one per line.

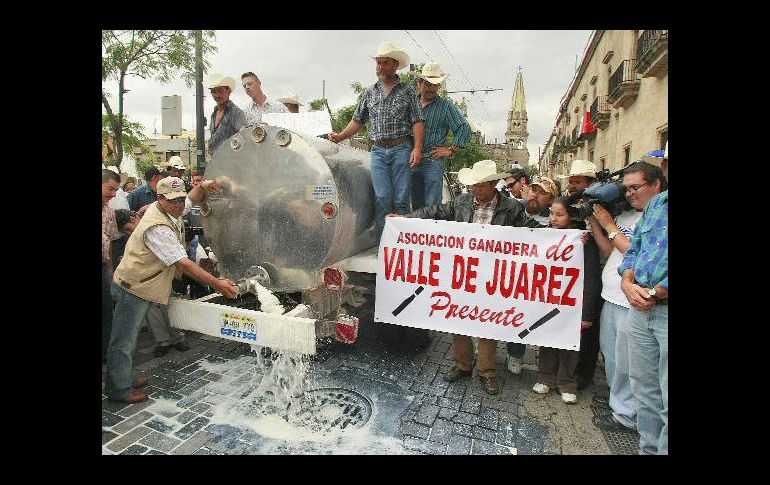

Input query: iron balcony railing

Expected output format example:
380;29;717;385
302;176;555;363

637;30;667;61
609;59;639;98
590;95;611;120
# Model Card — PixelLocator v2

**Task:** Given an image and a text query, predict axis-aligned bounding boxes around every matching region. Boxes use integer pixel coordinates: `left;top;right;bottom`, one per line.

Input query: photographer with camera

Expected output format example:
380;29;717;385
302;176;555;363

563;159;597;196
588;161;666;433
618;144;668;455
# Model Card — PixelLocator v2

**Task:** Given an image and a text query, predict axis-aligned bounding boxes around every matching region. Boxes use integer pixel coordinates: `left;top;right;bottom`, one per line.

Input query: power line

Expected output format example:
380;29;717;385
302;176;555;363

431;30;502;140
402;30;497;143
403;30;433;62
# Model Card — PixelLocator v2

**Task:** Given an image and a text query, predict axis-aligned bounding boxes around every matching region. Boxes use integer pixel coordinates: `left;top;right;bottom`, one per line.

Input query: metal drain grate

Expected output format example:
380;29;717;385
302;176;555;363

293;388;372;434
591;404;639;455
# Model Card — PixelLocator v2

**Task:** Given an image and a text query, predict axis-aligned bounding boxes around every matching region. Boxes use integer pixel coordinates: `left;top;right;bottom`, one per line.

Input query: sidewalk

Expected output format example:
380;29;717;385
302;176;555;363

102;321;639;455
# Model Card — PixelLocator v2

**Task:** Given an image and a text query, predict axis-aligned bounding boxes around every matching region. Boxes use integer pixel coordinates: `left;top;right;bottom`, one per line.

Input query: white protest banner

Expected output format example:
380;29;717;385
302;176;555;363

261;111;332;137
374;217;585;351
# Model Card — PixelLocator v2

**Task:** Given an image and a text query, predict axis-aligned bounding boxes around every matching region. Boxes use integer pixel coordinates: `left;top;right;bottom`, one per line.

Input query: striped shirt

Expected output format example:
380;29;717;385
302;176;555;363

618;190;668;289
208;100;247;155
353;78;423;142
144;217;188;267
420;95;471;157
472;193;499;224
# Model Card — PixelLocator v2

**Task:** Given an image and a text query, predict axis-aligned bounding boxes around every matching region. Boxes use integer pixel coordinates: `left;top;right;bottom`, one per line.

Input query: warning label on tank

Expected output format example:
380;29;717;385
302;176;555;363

307;184;336;200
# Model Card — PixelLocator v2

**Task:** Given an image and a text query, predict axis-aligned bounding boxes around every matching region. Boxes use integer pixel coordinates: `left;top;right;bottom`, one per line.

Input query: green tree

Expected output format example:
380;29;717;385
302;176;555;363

525;163;539;179
308;98;328;111
102;113;149;164
102;30;217;166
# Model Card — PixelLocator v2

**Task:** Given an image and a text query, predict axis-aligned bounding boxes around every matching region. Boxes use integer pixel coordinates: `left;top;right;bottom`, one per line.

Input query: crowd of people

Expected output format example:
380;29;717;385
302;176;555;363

101;41;667;454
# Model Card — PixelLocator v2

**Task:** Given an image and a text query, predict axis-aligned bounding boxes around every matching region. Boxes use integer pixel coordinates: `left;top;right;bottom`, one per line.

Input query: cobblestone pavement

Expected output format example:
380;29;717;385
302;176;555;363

102;305;639;455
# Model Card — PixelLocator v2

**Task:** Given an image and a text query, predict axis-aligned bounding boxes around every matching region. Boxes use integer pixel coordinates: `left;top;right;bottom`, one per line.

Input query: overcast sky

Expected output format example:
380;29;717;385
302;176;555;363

103;30;593;164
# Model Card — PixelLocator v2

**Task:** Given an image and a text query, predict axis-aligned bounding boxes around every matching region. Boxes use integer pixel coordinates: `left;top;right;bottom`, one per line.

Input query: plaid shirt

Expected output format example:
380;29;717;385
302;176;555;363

618;190;668;289
353;78;423;142
421;95;471;157
208;100;246;154
472;192;499;224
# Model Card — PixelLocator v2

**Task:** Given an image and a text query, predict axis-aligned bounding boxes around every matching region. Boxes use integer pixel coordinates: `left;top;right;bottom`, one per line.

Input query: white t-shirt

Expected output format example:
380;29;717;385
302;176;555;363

600;209;643;307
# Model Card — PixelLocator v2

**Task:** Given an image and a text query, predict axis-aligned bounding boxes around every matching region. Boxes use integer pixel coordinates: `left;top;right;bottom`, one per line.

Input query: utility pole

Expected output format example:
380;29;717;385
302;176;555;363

195;30;206;172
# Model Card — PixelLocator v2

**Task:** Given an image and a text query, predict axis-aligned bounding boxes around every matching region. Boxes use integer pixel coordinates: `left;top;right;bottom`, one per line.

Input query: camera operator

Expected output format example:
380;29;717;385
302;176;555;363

564;159;597;196
589;161;666;433
618;146;668;455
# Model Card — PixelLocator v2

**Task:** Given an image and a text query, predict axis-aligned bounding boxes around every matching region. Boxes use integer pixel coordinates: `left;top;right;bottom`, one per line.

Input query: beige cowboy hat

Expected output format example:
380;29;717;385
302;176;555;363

277;92;304;106
566;159;597;178
414;62;449;84
206;73;236;93
106;165;129;185
370;42;410;69
457;160;509;186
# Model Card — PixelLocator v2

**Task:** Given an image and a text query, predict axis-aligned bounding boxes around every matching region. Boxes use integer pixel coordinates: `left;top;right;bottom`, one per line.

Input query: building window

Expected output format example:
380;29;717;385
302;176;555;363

659;130;668;150
589;150;594;163
599;157;605;171
623;145;631;167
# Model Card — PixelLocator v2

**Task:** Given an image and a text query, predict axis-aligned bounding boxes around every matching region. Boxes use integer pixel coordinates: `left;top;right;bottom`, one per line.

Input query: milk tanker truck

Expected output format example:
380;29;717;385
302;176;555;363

167;124;456;355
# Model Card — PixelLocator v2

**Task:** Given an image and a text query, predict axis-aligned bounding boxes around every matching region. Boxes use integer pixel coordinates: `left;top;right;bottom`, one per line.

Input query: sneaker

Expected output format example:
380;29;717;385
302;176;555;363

506;357;522;375
174;341;190;352
532;383;550;394
561;392;577;404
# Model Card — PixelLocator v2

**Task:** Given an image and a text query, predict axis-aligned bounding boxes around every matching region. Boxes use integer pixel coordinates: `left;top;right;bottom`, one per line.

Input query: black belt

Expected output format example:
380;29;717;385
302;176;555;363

374;135;411;147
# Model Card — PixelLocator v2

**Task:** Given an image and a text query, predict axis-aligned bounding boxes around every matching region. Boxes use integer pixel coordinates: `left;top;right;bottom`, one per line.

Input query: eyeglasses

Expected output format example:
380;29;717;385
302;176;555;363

168;197;186;205
625;182;650;194
506;183;518;189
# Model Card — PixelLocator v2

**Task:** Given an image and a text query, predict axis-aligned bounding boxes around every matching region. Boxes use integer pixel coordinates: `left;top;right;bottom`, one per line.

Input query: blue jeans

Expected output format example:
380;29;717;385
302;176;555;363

599;301;637;429
102;263;113;361
627;304;668;455
105;282;152;400
410;157;445;210
506;342;526;360
371;143;413;239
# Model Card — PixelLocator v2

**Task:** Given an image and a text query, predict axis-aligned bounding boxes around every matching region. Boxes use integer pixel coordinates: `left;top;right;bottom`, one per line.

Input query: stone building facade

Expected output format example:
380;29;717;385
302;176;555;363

485;69;529;170
539;30;668;180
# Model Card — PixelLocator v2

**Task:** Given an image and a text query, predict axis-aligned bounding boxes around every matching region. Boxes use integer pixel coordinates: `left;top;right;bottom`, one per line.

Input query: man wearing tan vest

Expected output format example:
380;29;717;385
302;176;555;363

106;177;239;403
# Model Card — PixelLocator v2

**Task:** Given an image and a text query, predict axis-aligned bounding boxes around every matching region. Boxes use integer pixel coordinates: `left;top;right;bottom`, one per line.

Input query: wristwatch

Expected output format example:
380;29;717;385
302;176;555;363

647;287;657;300
608;231;619;241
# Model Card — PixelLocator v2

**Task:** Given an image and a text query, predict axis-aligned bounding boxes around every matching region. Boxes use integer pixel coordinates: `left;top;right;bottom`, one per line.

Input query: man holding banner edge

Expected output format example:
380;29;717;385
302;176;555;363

388;159;539;395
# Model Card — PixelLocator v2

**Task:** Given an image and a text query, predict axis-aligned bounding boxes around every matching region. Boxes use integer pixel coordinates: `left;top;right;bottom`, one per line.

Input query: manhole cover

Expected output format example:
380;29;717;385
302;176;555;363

292;388;372;434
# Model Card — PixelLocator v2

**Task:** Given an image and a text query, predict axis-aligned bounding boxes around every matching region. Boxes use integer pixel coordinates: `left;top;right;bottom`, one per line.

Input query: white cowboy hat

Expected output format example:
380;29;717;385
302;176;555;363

168;155;182;166
567;159;597;178
457;160;509;186
277;92;304;106
206;73;236;93
370;42;410;70
414;62;449;84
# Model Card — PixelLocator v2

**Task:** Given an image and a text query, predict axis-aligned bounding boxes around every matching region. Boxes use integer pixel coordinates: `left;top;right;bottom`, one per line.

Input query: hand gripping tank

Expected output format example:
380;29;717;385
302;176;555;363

202;125;376;291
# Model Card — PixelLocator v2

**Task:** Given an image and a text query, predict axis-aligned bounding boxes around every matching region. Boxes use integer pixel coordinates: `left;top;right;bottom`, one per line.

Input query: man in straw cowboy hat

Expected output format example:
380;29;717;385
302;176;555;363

390;160;539;395
329;41;425;240
411;62;471;211
562;159;597;197
241;71;288;125
207;73;246;155
277;92;304;113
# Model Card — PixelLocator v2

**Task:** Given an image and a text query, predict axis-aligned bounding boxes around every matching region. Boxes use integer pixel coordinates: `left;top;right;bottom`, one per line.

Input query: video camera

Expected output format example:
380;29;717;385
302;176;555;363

569;163;638;219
